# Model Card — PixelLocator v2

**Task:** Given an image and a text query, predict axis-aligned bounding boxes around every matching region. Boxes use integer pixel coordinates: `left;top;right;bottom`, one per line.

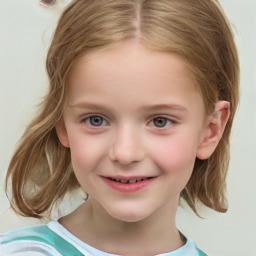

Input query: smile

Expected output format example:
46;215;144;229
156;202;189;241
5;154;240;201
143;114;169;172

102;176;155;193
109;177;149;184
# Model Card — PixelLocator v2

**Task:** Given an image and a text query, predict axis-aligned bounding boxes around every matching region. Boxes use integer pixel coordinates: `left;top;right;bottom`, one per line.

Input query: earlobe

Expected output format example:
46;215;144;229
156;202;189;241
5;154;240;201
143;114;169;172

55;119;70;148
196;101;230;160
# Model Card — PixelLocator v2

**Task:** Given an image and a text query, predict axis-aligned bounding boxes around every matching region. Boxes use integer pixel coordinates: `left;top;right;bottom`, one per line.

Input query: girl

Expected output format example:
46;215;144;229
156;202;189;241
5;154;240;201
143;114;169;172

0;0;239;255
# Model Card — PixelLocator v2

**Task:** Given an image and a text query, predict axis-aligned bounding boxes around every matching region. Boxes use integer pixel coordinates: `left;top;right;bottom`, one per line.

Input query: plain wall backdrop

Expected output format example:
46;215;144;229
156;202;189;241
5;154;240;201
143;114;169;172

0;1;255;255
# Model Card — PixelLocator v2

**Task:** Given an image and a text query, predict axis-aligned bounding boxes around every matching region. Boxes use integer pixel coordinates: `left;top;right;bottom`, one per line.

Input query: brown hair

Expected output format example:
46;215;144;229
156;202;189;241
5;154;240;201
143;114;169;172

5;0;239;218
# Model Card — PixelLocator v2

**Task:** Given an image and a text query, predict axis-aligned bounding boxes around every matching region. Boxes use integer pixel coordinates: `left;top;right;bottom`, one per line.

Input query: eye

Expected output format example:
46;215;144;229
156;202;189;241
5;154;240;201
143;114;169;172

84;115;107;127
150;117;172;128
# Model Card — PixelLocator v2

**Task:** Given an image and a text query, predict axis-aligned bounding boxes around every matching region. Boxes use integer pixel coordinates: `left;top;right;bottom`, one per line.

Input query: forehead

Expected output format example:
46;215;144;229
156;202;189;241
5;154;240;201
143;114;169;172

66;40;204;113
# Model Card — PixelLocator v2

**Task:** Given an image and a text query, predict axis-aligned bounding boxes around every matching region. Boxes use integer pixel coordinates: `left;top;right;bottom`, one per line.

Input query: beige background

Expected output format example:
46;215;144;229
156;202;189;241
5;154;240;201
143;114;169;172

0;0;255;255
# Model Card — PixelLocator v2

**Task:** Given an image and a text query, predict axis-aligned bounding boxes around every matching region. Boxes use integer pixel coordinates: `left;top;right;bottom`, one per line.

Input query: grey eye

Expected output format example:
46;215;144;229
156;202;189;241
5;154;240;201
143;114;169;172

152;117;168;128
85;116;107;127
39;0;57;7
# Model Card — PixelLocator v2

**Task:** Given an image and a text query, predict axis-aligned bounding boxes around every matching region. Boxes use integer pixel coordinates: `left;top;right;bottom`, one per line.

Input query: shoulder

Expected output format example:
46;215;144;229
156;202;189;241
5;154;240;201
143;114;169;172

188;238;208;256
169;238;208;256
196;247;208;256
0;224;59;255
0;223;83;256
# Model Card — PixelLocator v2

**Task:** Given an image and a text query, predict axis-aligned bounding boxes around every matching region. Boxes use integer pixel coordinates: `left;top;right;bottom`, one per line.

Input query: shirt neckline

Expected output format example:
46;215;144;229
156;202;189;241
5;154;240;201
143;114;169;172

47;220;197;256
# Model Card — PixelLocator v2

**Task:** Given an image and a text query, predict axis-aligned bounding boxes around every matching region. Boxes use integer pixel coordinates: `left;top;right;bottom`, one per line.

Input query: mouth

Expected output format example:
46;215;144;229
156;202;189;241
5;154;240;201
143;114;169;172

108;177;151;184
102;176;155;193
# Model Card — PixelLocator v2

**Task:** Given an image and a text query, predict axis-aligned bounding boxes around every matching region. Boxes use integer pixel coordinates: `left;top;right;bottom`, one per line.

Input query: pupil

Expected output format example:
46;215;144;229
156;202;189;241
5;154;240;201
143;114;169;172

90;116;103;126
154;118;167;127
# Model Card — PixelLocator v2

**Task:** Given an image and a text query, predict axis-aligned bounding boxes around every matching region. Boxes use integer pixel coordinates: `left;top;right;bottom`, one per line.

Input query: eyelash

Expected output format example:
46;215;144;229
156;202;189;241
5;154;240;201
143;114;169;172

81;115;176;129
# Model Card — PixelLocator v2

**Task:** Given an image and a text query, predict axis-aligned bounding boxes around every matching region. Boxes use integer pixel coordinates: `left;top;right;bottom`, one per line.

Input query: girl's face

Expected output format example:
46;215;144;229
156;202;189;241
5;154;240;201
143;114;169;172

59;40;208;223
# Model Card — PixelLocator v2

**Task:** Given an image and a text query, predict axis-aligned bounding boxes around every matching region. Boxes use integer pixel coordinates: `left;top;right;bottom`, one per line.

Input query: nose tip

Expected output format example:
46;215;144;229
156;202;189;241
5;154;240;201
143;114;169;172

110;148;141;166
109;129;144;166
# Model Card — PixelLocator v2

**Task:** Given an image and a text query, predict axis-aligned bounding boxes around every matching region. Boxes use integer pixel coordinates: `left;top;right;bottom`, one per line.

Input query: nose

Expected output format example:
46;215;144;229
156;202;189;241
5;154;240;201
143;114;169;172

109;125;145;166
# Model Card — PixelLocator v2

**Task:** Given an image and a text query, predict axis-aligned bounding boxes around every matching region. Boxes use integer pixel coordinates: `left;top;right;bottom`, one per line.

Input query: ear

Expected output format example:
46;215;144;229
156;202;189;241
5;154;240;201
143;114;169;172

55;119;70;148
197;101;230;160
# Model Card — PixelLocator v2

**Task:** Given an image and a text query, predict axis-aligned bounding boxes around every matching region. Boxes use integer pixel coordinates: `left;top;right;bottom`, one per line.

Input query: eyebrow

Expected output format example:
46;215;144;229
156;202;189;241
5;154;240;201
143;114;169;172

68;102;188;112
139;103;188;112
68;102;108;109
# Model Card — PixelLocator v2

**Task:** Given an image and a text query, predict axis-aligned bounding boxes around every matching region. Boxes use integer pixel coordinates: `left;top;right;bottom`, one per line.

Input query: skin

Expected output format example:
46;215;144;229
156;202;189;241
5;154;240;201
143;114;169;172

56;40;229;255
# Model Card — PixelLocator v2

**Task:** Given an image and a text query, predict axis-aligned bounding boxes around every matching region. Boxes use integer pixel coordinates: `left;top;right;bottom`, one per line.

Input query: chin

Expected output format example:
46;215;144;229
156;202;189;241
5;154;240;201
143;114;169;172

113;214;150;223
108;207;153;223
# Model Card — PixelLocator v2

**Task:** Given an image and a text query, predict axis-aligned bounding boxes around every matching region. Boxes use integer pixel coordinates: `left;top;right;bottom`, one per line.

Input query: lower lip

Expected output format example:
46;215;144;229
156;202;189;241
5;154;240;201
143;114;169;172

102;177;155;193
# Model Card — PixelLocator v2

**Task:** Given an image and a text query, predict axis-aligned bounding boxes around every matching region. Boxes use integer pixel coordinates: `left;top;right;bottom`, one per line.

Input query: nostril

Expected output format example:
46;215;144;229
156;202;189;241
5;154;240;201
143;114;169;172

39;0;57;8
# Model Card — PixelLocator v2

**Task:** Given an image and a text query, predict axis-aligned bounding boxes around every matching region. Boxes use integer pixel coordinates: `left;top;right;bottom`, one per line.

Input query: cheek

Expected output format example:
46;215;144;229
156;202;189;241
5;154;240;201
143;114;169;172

68;135;108;192
68;134;104;173
152;136;198;176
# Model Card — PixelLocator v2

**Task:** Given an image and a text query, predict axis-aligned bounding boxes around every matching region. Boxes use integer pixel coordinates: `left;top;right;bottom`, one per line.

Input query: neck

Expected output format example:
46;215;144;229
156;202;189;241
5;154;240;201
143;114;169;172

60;197;184;256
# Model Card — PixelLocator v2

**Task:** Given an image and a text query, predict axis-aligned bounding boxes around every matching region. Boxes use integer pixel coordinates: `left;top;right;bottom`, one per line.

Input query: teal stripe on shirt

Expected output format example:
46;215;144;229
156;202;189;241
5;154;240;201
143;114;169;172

197;247;208;256
1;225;84;256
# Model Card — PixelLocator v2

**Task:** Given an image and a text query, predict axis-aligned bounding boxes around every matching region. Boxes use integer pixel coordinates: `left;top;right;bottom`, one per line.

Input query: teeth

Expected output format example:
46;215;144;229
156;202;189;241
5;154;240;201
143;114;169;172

128;179;137;184
111;178;147;184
